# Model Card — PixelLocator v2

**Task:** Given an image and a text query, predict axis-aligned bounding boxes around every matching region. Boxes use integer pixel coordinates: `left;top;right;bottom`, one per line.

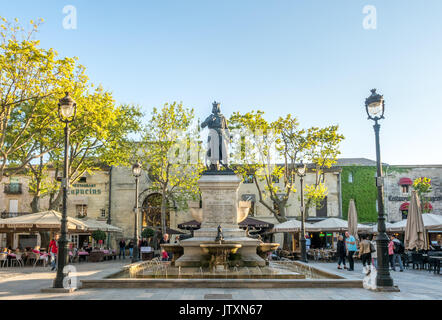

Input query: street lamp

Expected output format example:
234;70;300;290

132;161;142;263
54;92;76;288
297;162;307;263
365;89;397;291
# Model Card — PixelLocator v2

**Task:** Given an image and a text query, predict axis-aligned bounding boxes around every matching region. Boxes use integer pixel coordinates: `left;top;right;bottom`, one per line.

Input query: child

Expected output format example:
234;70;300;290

161;249;169;261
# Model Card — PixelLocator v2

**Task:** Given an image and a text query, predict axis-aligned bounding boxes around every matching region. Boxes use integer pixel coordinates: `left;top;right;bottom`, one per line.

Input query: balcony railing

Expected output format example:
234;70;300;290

1;211;31;219
4;183;22;194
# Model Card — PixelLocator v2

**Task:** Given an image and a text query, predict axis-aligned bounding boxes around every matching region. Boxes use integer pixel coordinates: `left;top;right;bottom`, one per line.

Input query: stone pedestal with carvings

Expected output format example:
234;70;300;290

175;173;266;267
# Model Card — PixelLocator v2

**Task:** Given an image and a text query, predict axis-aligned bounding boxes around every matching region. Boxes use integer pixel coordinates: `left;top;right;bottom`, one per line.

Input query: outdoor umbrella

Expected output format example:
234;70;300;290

404;191;428;251
306;217;371;233
347;199;359;241
271;219;315;233
80;218;123;233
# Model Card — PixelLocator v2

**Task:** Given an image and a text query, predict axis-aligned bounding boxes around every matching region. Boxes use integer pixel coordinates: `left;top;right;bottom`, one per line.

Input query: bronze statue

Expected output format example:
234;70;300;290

201;101;230;171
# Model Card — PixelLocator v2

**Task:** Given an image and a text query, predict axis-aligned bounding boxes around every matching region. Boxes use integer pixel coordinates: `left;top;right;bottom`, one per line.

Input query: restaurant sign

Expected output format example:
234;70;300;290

69;183;102;196
388;196;441;202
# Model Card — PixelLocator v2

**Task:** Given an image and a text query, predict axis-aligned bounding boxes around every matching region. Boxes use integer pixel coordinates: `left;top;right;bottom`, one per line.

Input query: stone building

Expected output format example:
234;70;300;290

0;167;111;248
335;158;442;223
384;165;442;222
2;163;343;248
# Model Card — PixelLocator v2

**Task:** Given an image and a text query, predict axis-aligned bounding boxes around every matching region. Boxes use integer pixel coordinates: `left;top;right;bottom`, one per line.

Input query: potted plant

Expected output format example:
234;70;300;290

92;230;107;249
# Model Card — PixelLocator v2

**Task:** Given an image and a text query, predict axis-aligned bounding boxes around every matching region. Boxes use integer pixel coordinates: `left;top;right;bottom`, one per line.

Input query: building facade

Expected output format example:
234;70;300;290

336;159;442;223
0;168;111;248
384;165;442;222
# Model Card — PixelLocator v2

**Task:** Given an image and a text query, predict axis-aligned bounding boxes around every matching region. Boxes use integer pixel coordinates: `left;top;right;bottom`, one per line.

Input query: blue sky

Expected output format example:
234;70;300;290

2;0;442;165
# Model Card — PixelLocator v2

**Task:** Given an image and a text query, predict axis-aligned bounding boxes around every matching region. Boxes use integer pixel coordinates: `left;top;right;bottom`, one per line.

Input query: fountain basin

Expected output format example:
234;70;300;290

200;243;242;255
200;242;242;270
257;243;280;259
81;261;363;289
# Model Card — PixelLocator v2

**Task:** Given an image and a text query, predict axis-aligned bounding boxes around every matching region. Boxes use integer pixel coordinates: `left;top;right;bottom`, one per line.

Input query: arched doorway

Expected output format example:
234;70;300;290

141;193;170;228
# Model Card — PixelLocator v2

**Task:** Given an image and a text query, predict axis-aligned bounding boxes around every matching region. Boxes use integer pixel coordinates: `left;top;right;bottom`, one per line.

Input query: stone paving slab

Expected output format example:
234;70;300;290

0;260;440;300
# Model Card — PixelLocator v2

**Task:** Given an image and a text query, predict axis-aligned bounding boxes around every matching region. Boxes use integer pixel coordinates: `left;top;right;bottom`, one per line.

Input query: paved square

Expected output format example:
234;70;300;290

0;260;440;300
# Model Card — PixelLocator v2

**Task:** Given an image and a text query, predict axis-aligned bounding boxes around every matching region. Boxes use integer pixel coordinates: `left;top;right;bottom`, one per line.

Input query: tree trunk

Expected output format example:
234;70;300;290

31;196;40;213
49;190;63;211
161;192;167;236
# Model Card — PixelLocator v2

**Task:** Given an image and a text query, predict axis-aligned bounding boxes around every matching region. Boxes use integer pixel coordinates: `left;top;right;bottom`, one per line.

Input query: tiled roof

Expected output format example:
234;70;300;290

334;158;388;166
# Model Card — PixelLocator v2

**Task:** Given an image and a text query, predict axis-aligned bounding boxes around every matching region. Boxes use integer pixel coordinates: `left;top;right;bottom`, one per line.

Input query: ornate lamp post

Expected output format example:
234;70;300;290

54;92;76;288
365;89;397;291
297;162;307;262
132;161;142;263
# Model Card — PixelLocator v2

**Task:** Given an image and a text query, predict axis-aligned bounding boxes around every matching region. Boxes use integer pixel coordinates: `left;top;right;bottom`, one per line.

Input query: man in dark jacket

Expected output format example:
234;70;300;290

119;239;126;259
391;235;404;272
336;235;347;270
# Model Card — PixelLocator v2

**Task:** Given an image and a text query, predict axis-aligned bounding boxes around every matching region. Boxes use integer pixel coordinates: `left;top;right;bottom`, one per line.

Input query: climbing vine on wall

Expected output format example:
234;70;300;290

341;166;378;222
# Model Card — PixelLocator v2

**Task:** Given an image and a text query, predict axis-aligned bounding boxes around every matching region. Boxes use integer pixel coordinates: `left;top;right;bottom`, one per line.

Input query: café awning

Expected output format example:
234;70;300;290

178;217;274;231
306;217;372;233
387;213;442;232
0;210;87;232
80;218;123;233
400;202;410;211
398;177;413;185
271;219;315;233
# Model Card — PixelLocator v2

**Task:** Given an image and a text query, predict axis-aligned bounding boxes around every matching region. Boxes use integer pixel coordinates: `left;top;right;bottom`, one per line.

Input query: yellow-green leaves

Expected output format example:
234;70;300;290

228;109;344;220
141;102;204;215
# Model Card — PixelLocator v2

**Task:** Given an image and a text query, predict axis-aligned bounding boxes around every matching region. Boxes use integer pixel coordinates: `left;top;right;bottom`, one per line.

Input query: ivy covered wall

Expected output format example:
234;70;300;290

341;166;378;222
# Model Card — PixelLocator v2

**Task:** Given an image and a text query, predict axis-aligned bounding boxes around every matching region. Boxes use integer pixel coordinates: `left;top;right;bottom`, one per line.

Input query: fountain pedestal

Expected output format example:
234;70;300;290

175;173;266;267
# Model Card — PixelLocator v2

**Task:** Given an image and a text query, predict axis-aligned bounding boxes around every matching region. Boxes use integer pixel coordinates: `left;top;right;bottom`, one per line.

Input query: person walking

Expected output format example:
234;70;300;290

391;235;404;272
358;234;372;275
48;234;59;271
388;235;395;270
305;234;311;251
345;231;357;271
119;239;126;259
128;240;134;259
336;235;347;270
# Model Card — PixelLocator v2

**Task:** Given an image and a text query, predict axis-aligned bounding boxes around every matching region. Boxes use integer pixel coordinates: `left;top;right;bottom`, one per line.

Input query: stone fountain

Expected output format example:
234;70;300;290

81;102;363;289
175;101;268;268
175;172;267;267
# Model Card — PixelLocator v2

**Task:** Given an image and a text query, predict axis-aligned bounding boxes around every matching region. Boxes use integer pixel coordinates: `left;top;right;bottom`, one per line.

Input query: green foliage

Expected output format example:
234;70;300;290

0;17;143;211
0;17;85;181
91;230;107;242
341;166;378;222
141;227;155;239
228;110;344;222
412;177;433;213
140;102;205;233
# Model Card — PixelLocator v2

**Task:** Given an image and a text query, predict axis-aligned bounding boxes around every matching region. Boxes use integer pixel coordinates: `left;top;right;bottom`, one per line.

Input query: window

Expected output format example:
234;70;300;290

100;209;106;218
348;172;353;183
79;177;87;183
76;205;87;218
9;200;18;214
401;185;409;193
70;234;79;248
316;197;328;217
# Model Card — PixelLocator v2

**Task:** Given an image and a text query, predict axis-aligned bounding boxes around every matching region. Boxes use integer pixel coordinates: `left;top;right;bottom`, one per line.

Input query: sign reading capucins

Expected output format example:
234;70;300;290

68;183;102;195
